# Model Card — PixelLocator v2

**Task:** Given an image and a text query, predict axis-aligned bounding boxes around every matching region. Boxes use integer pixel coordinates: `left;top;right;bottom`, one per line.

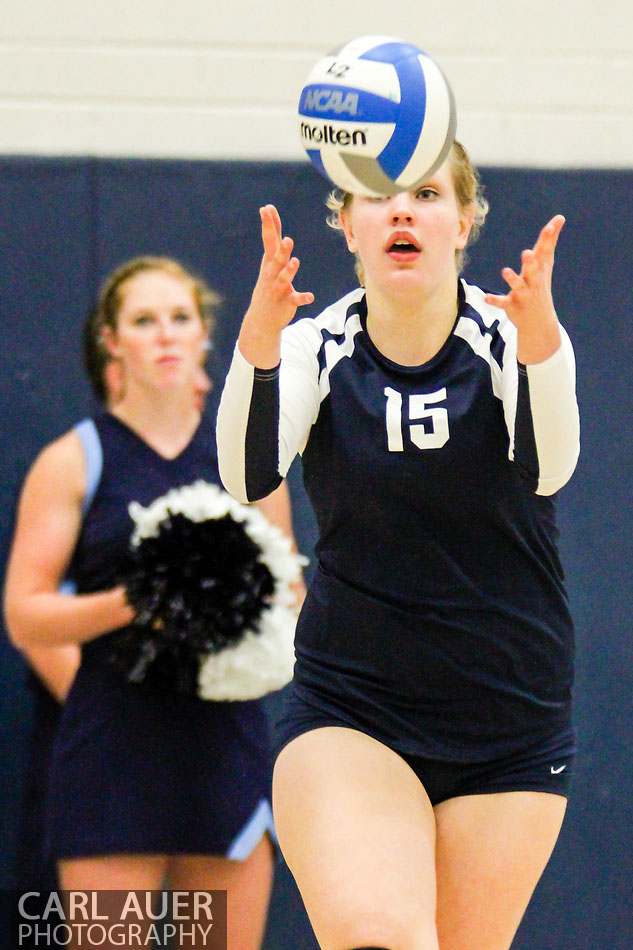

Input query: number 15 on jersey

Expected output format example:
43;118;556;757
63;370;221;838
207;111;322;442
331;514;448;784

384;386;450;451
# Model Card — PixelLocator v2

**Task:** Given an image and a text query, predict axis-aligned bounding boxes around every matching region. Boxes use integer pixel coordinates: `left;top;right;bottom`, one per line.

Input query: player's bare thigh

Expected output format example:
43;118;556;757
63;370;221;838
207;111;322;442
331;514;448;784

273;726;440;950
434;790;567;950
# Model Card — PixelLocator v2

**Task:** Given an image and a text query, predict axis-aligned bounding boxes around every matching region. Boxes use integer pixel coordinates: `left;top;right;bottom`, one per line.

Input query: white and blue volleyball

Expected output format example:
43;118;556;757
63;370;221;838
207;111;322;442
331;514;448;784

298;35;456;197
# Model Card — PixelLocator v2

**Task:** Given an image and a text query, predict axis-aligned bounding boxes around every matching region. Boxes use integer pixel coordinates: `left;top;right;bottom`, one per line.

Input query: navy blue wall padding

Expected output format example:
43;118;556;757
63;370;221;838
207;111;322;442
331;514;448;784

0;157;631;950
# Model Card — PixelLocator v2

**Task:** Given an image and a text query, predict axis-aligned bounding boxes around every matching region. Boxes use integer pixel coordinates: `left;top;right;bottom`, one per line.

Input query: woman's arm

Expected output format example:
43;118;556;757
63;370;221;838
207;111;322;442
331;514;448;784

485;215;565;365
237;204;314;369
21;643;81;703
486;216;580;495
512;327;580;495
4;430;134;649
217;204;316;503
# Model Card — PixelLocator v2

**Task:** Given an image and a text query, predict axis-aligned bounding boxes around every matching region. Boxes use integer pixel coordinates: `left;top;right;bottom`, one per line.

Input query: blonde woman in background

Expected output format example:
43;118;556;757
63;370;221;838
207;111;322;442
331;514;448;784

6;257;304;950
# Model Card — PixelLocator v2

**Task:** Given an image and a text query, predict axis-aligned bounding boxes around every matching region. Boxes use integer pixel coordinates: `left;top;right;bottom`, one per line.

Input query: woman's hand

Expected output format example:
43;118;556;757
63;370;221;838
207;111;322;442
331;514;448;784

485;215;565;364
238;205;314;368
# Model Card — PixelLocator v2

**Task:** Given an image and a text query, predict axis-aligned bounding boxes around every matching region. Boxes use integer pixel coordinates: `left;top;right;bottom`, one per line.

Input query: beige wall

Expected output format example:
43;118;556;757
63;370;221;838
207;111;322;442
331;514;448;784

1;0;630;165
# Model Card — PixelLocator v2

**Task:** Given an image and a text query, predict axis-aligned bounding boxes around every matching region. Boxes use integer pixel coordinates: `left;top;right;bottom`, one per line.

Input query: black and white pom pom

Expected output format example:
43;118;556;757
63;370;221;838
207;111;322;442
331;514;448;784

108;481;305;700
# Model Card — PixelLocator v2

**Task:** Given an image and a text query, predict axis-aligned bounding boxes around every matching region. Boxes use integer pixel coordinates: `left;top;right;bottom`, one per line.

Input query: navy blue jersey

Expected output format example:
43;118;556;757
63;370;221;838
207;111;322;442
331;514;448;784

217;280;580;760
49;411;275;858
67;411;220;598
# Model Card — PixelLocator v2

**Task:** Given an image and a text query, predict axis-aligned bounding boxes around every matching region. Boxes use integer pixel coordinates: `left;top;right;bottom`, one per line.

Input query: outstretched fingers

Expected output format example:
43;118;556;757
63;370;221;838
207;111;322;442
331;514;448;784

260;206;294;284
485;215;565;313
260;204;284;259
532;214;565;264
276;251;314;307
521;214;565;285
239;204;314;364
255;204;314;313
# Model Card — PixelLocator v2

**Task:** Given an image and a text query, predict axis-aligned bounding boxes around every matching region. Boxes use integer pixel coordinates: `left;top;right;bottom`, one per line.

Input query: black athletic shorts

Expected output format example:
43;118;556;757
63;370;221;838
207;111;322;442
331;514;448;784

398;735;574;803
274;697;575;805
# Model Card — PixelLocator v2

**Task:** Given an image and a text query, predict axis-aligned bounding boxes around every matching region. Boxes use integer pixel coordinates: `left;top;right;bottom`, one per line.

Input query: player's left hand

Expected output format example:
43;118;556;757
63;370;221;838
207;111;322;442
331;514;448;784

484;215;565;363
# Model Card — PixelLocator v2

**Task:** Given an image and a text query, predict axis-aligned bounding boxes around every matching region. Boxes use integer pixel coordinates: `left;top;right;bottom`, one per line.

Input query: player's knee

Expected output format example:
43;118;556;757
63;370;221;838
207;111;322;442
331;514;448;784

330;906;435;950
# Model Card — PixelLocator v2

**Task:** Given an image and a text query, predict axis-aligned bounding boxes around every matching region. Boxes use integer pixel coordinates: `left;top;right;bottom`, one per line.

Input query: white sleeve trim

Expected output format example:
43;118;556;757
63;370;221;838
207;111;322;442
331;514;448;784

278;321;321;473
216;327;321;501
525;327;580;495
216;343;255;503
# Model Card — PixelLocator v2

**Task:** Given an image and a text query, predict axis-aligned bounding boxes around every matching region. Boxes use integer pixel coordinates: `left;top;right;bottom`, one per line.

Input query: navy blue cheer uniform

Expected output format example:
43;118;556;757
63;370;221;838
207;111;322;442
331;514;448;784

217;280;581;803
47;412;275;859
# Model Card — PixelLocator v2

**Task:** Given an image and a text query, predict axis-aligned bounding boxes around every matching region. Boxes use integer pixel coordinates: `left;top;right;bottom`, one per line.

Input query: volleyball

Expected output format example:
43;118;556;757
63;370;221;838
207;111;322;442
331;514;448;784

298;35;456;197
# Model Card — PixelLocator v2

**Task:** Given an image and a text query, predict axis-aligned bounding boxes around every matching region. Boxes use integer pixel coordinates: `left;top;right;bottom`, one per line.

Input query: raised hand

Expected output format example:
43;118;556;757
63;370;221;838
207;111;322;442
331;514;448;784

485;215;565;364
238;205;314;368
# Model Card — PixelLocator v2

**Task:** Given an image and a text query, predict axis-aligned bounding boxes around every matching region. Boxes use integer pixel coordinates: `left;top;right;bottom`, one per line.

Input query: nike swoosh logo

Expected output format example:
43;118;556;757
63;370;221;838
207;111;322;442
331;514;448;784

550;765;567;774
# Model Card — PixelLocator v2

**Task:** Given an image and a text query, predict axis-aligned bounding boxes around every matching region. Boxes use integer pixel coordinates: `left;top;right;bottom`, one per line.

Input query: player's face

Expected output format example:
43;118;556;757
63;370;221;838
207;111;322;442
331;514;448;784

104;270;208;392
340;160;473;300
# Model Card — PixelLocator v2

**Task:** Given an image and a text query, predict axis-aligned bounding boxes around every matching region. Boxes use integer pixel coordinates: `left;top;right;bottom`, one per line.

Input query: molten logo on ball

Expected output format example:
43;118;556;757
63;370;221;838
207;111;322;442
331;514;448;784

300;123;368;147
298;35;456;197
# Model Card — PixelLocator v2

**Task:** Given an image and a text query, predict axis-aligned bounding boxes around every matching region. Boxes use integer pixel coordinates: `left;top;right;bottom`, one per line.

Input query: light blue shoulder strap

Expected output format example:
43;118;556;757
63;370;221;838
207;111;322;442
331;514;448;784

57;418;103;596
74;417;103;515
58;579;77;595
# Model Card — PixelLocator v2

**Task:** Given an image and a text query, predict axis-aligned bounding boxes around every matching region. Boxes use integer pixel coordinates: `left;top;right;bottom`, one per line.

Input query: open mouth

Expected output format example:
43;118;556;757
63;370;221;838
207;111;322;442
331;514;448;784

388;240;419;253
387;237;421;258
